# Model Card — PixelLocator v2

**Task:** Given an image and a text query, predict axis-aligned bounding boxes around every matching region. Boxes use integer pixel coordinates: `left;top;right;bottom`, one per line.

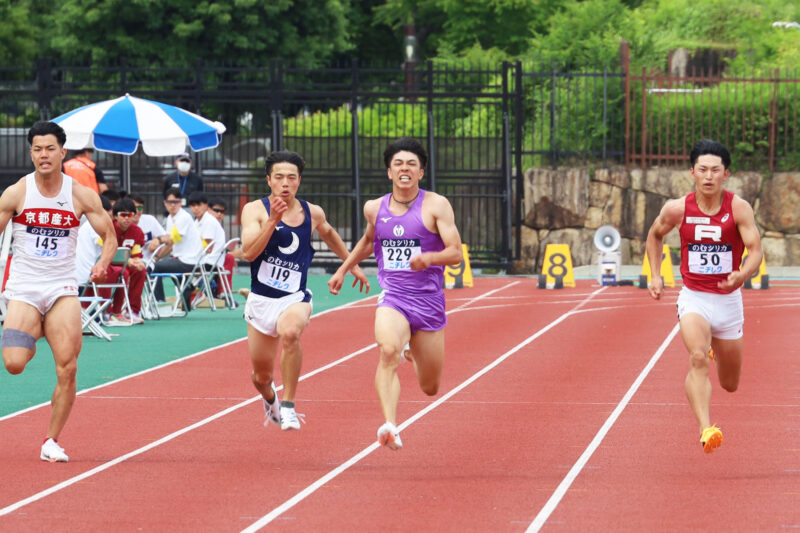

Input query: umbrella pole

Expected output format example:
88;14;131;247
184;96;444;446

123;157;131;193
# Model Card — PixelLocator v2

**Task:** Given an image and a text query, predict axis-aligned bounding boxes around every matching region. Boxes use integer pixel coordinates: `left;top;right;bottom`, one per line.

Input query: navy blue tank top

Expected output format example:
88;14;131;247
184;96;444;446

249;198;315;299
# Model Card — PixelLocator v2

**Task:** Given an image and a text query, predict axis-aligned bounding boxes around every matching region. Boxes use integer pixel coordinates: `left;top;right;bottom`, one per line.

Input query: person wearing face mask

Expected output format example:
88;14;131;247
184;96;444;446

162;152;203;206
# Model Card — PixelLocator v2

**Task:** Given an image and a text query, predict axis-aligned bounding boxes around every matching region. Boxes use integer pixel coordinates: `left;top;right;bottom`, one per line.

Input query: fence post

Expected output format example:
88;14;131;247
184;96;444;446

426;60;436;192
549;61;557;168
620;40;631;170
350;59;362;243
36;58;53;120
269;59;283;152
769;68;779;173
514;60;524;261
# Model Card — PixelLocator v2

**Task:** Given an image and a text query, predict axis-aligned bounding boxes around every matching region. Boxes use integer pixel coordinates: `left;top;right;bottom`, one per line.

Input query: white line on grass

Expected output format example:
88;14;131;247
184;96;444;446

239;286;608;532
0;283;517;518
525;322;680;532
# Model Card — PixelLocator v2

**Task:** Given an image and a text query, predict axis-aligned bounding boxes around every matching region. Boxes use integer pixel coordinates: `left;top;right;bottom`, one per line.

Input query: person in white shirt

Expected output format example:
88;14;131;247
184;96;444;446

131;194;168;265
188;192;226;267
149;188;203;310
75;195;113;285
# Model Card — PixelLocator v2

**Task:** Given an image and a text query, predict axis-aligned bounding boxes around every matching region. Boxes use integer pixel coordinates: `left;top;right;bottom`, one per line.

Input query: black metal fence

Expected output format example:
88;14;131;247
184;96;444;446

0;58;626;268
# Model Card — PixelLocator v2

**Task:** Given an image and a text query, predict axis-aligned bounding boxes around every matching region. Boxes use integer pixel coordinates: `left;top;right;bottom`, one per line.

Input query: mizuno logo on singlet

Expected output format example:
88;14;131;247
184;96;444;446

276;225;284;231
380;217;392;223
57;201;67;206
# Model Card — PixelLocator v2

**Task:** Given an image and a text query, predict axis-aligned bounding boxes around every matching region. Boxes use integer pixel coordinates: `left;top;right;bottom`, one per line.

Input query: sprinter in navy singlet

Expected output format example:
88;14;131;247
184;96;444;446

240;151;368;431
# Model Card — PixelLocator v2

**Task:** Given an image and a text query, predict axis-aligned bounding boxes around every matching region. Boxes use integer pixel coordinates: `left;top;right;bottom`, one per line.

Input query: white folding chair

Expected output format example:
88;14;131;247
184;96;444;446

78;288;113;341
146;242;214;317
200;238;240;310
141;243;166;320
91;247;133;324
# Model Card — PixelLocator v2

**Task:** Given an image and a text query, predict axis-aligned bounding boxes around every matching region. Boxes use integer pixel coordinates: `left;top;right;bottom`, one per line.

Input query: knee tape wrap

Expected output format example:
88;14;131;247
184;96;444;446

1;329;36;350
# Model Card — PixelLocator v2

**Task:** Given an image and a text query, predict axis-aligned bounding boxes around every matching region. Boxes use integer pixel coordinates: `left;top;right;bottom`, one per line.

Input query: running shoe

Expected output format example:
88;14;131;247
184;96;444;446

40;438;69;463
700;425;723;453
399;343;411;364
377;422;403;450
708;347;715;361
262;382;281;427
130;311;144;325
280;405;305;431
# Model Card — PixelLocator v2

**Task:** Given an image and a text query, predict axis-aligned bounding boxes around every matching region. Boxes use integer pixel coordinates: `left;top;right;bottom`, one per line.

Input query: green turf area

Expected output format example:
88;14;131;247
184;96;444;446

0;274;376;416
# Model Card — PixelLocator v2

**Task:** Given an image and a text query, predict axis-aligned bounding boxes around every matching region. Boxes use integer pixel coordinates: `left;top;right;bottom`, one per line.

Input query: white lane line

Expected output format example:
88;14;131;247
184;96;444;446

525;322;680;532
0;283;516;517
0;296;374;423
240;286;608;532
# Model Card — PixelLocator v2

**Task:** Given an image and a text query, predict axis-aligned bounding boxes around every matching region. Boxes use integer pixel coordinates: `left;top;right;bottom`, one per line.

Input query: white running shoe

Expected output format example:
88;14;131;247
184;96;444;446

40;438;69;463
377;422;403;450
262;382;281;427
280;405;305;431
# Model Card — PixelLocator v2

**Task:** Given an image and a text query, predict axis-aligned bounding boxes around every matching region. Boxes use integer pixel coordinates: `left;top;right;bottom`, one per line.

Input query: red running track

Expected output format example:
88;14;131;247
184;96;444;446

0;278;798;531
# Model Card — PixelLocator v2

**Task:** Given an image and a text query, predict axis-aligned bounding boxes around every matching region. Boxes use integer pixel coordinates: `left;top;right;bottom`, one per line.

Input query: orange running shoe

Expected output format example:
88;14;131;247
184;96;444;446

700;425;723;453
708;347;715;361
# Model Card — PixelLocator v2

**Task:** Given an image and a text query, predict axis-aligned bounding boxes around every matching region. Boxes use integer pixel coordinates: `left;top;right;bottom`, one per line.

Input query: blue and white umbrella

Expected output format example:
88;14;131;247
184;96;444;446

53;93;226;156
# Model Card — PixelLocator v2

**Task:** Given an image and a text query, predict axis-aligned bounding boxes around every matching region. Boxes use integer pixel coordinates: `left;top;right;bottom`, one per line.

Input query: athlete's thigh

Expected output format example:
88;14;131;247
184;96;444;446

409;328;445;374
276;301;312;336
374;306;411;349
3;300;44;337
247;323;279;370
43;296;82;365
711;336;742;381
679;312;712;354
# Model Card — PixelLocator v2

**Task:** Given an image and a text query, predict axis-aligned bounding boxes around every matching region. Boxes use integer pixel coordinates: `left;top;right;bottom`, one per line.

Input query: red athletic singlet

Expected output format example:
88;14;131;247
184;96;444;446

679;190;743;294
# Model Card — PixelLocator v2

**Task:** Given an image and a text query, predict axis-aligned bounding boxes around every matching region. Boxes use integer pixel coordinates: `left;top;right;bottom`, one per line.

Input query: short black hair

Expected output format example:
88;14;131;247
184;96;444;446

165;187;182;199
101;189;121;203
113;197;137;215
383;138;427;169
28;121;67;147
208;197;226;209
100;195;112;212
690;139;731;169
187;191;208;205
265;150;305;176
130;194;145;204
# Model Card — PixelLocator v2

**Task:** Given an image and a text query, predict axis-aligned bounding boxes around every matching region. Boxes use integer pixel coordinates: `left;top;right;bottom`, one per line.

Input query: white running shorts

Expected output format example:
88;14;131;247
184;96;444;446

676;286;743;340
2;283;79;316
244;290;312;337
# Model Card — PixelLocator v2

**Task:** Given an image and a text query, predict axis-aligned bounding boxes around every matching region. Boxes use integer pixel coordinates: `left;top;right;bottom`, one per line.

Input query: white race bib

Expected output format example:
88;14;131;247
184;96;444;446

23;227;69;260
380;238;421;271
687;243;733;274
257;259;302;293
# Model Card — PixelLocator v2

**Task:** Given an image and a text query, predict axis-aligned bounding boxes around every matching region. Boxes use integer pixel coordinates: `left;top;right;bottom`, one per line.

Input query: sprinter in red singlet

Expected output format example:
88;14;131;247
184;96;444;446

328;138;463;450
645;139;763;454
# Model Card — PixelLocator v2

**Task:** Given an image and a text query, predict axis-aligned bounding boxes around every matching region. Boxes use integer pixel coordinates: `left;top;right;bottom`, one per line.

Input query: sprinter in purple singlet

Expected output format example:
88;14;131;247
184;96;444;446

328;138;463;450
241;151;368;431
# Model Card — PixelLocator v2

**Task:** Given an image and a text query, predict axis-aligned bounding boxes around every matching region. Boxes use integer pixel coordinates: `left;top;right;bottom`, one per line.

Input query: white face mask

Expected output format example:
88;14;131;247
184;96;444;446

177;161;191;173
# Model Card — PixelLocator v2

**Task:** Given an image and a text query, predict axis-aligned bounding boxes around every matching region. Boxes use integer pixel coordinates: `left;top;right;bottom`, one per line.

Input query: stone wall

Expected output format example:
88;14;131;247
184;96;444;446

512;167;800;273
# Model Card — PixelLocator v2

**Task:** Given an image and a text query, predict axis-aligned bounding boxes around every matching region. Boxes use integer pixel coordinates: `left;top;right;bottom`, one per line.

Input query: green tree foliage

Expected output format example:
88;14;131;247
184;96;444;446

0;2;38;65
374;0;562;59
45;0;353;65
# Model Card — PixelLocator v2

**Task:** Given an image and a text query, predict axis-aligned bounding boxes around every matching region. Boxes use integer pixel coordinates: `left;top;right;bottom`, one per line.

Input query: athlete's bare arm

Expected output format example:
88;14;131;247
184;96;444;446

0;179;24;235
309;203;369;293
410;192;462;271
240;199;282;262
328;198;380;294
718;195;762;291
645;197;685;299
74;183;117;283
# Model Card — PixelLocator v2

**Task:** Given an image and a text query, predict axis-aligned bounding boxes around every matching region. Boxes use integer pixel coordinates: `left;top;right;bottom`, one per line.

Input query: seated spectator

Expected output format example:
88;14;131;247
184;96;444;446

208;197;245;298
76;196;122;313
131;194;169;265
189;192;226;306
106;198;147;326
150;187;203;311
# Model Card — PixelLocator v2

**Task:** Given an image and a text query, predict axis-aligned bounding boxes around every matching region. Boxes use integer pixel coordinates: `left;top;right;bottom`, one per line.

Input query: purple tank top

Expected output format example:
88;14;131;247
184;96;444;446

373;189;445;293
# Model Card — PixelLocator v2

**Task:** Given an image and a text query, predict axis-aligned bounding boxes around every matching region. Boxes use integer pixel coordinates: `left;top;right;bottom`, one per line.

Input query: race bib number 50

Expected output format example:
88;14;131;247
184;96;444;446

24;227;68;259
687;243;733;274
381;238;421;270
